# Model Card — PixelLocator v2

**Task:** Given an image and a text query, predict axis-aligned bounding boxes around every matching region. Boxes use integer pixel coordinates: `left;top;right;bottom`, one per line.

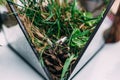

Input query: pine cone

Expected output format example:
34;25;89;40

42;43;70;80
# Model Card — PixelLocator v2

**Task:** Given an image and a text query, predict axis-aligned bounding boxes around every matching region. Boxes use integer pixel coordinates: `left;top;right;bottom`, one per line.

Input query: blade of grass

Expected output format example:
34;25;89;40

44;13;54;21
61;54;75;80
57;19;61;39
71;0;77;19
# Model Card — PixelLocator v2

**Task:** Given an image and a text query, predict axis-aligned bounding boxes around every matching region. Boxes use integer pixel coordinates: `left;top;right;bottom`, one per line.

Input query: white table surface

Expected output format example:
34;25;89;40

0;46;44;80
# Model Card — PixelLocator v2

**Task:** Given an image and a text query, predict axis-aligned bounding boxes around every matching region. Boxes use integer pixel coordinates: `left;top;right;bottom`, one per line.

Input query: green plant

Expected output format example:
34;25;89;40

7;0;109;79
61;54;75;80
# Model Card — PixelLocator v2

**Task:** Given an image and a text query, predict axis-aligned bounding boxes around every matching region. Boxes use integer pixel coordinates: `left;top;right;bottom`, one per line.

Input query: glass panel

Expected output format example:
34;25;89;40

6;0;114;80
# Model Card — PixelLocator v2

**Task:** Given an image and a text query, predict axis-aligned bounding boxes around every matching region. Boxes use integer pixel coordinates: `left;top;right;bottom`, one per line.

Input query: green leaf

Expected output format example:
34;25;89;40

70;28;89;48
71;0;77;18
81;30;90;36
71;38;84;47
71;28;82;38
71;36;88;47
44;13;54;21
83;12;93;19
61;54;75;80
68;28;81;45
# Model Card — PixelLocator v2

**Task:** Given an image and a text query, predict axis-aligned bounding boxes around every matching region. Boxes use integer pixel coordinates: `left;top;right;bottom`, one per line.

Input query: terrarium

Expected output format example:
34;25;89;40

5;0;114;80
